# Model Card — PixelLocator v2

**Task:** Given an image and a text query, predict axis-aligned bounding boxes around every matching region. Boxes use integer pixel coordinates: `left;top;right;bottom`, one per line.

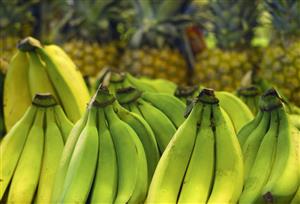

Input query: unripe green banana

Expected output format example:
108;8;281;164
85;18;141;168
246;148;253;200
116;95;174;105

35;107;64;203
141;92;186;128
53;105;74;142
90;108;117;203
207;101;244;203
138;77;177;94
59;107;98;203
7;108;45;203
126;73;157;92
146;102;203;203
239;110;279;204
178;104;215;203
0;106;37;199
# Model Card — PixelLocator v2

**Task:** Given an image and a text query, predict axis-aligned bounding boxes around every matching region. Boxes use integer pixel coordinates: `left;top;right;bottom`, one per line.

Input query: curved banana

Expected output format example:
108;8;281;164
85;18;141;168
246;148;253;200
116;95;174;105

59;107;98;203
216;91;254;132
262;107;299;203
4;51;32;130
242;111;271;180
138;77;177;94
35;107;64;203
126;73;157;92
27;51;58;100
178;104;214;203
141;92;186;128
7;108;45;203
105;105;147;203
0;106;37;199
146;102;203;203
53;105;74;142
114;103;160;181
50;111;88;202
239;110;279;204
90;108;117;203
207;102;244;204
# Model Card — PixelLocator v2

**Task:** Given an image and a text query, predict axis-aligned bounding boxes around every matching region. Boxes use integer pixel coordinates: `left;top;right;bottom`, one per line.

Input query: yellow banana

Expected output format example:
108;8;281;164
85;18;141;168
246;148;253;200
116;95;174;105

53;105;73;142
0;106;37;199
4;51;31;130
35;107;64;203
7;108;45;203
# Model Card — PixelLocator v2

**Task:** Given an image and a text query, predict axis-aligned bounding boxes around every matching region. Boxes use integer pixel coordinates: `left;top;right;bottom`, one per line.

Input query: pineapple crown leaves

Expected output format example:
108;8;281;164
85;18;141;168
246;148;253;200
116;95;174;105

265;0;300;38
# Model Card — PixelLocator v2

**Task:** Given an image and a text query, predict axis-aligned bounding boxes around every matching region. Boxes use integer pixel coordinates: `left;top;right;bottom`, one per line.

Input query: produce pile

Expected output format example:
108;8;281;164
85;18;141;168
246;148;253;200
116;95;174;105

0;0;300;203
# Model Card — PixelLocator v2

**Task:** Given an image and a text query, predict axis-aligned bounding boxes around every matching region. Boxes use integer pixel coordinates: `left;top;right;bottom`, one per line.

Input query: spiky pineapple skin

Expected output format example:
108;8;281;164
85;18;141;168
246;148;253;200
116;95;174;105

261;39;300;105
120;47;188;84
63;39;119;77
193;48;260;91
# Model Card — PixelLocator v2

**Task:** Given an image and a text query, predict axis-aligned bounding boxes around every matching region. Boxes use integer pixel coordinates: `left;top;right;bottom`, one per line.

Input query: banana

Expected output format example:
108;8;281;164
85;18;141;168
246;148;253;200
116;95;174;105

141;92;186;128
126;73;157;92
0;106;37;199
135;99;177;153
50;111;88;202
114;102;160;181
290;114;300;130
216;91;254;132
7;108;45;203
53;105;74;142
105;104;148;203
59;107;98;203
207;100;244;204
90;108;117;203
262;107;299;203
178;104;215;203
242;111;271;180
4;51;32;130
237;85;261;115
238;110;263;146
291;185;300;204
239;110;279;204
138;77;177;94
27;51;58;100
146;101;203;203
35;107;64;203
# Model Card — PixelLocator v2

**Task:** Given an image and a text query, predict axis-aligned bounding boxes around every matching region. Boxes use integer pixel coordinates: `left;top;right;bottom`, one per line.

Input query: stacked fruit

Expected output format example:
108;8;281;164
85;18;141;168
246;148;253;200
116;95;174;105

4;37;90;130
147;88;244;203
238;88;300;203
0;93;73;203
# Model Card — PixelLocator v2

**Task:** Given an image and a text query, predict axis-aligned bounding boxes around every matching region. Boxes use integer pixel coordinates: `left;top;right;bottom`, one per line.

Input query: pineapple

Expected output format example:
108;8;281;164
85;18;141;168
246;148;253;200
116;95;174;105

261;0;300;105
62;0;124;77
193;0;261;91
119;0;192;84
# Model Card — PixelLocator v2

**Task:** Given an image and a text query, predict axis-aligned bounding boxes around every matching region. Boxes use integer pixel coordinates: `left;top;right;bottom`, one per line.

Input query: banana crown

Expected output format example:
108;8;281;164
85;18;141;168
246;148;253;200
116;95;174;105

32;93;57;107
237;85;261;98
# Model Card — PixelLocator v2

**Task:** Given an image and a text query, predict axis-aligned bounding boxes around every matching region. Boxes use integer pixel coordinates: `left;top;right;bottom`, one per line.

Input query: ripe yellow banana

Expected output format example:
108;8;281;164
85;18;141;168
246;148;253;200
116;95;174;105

178;104;215;203
3;51;32;130
146;102;203;203
90;108;117;203
53;105;74;142
7;108;45;203
35;107;64;203
59;107;98;203
207;102;244;203
0;106;37;199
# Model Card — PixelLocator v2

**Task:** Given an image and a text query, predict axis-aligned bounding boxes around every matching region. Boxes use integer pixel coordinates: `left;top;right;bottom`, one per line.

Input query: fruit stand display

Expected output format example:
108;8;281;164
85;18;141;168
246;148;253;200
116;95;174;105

0;0;300;203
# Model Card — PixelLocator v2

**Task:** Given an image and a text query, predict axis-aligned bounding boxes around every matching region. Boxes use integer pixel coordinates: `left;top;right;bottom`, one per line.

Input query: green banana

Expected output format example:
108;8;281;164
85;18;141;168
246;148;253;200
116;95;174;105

90;108;118;203
141;92;186;128
237;85;261;115
114;103;160;181
290;114;300;130
35;107;64;203
207;98;244;203
0;106;37;199
53;105;74;142
178;104;215;203
146;101;203;203
138;77;177;94
291;185;300;204
239;110;279;204
7;108;45;203
59;107;98;203
126;73;157;92
216;91;254;133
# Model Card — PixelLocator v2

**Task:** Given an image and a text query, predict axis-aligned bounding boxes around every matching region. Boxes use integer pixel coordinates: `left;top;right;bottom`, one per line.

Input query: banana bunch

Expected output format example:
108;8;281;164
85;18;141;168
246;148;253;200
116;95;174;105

238;88;300;203
146;88;244;203
51;86;151;203
0;93;73;203
4;37;90;131
114;86;186;154
237;85;261;115
94;68;177;95
175;85;254;133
